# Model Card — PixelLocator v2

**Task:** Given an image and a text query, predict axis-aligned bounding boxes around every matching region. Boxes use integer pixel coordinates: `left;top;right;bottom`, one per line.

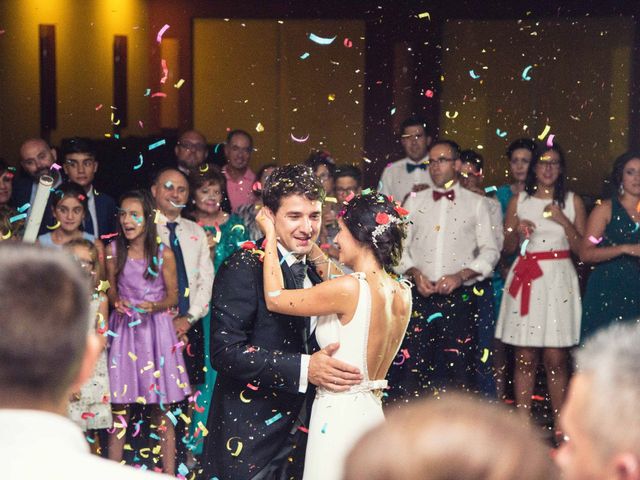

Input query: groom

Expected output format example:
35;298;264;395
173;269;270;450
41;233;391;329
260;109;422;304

200;164;362;480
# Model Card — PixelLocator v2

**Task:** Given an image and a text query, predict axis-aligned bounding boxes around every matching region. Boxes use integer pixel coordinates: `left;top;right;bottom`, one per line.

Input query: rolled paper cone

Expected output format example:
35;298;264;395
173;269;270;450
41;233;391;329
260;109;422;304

22;174;54;243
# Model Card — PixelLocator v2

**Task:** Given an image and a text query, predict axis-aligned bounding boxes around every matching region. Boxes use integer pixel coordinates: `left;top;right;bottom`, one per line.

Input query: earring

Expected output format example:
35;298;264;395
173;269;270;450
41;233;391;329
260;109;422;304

619;184;625;196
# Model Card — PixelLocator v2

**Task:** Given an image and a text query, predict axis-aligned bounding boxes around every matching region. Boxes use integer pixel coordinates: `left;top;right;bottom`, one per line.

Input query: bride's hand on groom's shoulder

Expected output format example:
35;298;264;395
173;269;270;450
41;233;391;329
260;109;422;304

256;207;276;238
308;342;363;392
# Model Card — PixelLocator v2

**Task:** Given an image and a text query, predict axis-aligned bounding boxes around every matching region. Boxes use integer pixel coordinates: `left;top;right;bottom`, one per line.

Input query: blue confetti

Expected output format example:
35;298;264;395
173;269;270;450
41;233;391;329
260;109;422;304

427;312;443;323
309;33;336;45
148;139;166;150
265;412;283;426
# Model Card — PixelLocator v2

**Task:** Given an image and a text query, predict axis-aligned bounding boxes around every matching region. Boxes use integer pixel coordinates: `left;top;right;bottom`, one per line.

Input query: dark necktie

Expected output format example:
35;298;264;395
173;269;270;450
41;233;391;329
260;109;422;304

406;162;428;173
290;262;308;289
433;190;456;202
166;222;190;315
84;211;95;235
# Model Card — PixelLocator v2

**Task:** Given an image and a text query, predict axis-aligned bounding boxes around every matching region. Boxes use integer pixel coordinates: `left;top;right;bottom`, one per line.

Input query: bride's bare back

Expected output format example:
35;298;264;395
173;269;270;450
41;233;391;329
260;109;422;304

362;271;412;381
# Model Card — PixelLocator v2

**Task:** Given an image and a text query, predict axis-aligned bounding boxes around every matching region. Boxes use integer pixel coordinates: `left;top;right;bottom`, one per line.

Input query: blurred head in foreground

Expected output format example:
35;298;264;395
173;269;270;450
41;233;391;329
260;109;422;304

344;393;558;480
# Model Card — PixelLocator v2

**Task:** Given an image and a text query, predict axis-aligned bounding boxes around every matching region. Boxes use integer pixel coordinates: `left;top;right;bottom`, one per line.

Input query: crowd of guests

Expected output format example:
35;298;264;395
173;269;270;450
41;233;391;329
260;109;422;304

1;114;640;479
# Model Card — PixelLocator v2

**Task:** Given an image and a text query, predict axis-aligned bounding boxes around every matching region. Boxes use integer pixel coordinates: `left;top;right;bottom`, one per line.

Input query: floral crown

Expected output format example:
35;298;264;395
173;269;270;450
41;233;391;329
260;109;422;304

338;191;410;248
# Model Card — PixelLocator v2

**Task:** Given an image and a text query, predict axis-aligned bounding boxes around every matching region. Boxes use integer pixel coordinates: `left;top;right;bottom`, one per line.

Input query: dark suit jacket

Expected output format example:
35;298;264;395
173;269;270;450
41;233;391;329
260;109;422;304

87;188;118;237
201;247;321;480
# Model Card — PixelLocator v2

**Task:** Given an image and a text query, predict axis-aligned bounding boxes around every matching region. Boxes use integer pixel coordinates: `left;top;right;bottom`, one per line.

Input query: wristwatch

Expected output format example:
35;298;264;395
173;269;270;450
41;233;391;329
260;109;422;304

186;313;197;325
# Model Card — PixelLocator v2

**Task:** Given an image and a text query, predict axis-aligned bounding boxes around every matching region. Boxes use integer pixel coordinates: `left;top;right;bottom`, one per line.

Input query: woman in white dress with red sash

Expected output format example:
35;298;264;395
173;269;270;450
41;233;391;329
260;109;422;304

495;142;586;431
258;192;412;480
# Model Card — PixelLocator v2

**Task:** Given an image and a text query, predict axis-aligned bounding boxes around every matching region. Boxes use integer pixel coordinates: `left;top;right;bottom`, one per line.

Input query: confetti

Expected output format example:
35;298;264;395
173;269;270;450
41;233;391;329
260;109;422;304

17;203;31;213
151;92;167;98
95;104;103;111
425;89;434;98
308;33;336;45
239;390;252;403
321;422;328;434
537;124;551;141
197;421;209;437
445;111;459;119
469;70;480;79
472;286;484;296
546;134;556;147
256;122;265;132
480;348;490;363
588;235;603;244
427;312;443;323
265;412;283;426
300;52;310;60
47;220;61;230
174;78;185;89
289;132;310;143
520;238;530;256
226;437;243;456
444;179;454;189
133;154;144;170
634;223;640;233
343;38;353;48
9;213;27;223
496;129;507;138
148;139;166;150
128;319;141;327
521;65;533;81
246;383;259;391
484;185;497;193
156;24;170;43
160;59;169;84
328;93;336;101
418;11;431;19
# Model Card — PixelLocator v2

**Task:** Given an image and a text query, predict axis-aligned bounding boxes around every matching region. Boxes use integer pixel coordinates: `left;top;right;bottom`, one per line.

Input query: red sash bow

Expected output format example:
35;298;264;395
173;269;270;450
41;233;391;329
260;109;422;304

508;250;570;316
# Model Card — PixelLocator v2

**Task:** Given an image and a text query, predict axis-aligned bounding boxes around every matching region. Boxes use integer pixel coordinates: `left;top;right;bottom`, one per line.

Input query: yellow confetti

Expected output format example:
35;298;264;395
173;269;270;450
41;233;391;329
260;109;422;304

199;163;209;173
256;122;265;132
324;196;337;203
444;179;454;189
153;370;161;378
226;437;243;456
327;93;336;101
543;211;552;218
152;445;162;455
135;396;147;404
184;287;190;298
418;11;430;19
97;280;111;293
123;443;133;451
47;220;61;230
537;124;551;140
128;352;138;361
198;421;209;437
180;413;191;424
480;348;490;363
1;230;12;240
153;209;161;224
174;78;185;89
445;110;459;119
139;447;151;458
239;390;251;404
472;286;484;296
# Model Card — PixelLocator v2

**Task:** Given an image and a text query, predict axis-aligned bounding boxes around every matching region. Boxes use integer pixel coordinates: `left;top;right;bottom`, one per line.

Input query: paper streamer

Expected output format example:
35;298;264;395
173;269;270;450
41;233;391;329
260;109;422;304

22;175;54;243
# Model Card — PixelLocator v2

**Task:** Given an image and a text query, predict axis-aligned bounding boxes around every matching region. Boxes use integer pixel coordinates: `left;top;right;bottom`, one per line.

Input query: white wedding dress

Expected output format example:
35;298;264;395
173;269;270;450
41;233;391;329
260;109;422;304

303;273;404;480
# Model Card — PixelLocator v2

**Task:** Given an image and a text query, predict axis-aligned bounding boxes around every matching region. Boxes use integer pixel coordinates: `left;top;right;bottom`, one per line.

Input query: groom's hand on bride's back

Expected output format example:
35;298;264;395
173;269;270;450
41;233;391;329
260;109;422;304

309;342;363;392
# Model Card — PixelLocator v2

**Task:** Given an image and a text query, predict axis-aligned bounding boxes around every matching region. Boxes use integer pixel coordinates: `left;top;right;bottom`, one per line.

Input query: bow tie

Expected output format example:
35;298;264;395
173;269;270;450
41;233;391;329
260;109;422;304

433;190;455;202
406;162;428;173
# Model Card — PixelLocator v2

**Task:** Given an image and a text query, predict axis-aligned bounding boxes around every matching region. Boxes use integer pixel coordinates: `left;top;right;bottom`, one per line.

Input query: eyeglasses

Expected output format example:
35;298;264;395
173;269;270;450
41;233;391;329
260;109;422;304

429;157;455;165
178;141;207;153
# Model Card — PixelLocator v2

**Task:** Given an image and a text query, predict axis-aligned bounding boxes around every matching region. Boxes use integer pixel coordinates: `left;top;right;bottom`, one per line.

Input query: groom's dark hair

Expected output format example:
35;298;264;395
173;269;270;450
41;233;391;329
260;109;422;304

262;163;325;213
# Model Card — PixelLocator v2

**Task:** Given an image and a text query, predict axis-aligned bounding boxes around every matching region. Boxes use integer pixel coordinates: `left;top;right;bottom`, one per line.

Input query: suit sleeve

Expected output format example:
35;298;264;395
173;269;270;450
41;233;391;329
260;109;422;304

210;251;302;394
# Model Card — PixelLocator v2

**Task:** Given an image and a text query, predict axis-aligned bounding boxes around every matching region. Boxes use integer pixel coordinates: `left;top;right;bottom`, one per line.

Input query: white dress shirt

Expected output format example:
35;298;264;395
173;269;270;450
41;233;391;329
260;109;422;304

86;187;99;236
379;155;433;204
396;182;500;284
276;243;317;394
156;213;214;321
0;409;171;480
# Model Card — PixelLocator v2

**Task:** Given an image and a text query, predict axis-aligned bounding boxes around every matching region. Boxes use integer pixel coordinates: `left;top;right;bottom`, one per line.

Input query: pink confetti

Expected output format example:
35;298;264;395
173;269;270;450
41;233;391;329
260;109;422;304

588;235;603;244
160;59;169;84
546;134;555;147
138;120;144;128
156;24;170;43
95;104;103;111
343;38;353;48
151;92;167;98
50;163;62;171
425;89;434;98
290;133;310;143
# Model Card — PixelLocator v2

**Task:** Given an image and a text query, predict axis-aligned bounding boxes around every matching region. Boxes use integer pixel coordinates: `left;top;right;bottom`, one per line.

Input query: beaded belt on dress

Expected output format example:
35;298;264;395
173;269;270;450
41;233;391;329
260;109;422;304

316;379;388;398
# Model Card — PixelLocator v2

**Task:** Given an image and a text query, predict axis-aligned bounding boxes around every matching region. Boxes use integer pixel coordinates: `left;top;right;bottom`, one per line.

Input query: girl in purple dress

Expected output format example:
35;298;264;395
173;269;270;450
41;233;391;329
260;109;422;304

106;190;190;475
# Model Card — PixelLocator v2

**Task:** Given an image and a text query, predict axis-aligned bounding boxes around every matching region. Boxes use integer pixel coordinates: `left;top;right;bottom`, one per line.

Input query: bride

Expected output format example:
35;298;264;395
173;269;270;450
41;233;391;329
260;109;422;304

257;192;412;480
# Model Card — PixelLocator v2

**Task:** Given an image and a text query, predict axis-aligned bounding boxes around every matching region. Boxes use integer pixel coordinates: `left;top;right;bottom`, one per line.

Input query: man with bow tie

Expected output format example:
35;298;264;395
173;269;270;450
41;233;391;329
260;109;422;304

385;140;500;404
379;116;433;205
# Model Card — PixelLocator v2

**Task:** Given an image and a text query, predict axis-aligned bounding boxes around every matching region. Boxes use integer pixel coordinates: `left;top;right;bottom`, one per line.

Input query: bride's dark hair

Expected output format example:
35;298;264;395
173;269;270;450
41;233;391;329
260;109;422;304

340;192;407;271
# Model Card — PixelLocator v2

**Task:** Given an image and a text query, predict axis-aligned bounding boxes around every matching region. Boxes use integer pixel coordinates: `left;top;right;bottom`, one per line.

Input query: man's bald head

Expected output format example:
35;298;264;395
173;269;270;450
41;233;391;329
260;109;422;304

19;138;57;179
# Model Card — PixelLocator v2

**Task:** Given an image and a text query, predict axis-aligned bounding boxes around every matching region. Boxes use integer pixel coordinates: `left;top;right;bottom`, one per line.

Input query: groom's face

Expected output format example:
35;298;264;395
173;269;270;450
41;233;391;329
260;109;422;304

273;194;322;256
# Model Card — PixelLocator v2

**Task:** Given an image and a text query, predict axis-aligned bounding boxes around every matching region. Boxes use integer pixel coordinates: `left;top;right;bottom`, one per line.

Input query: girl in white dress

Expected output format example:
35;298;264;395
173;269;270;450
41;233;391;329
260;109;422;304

65;239;112;453
495;143;586;430
257;193;412;480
